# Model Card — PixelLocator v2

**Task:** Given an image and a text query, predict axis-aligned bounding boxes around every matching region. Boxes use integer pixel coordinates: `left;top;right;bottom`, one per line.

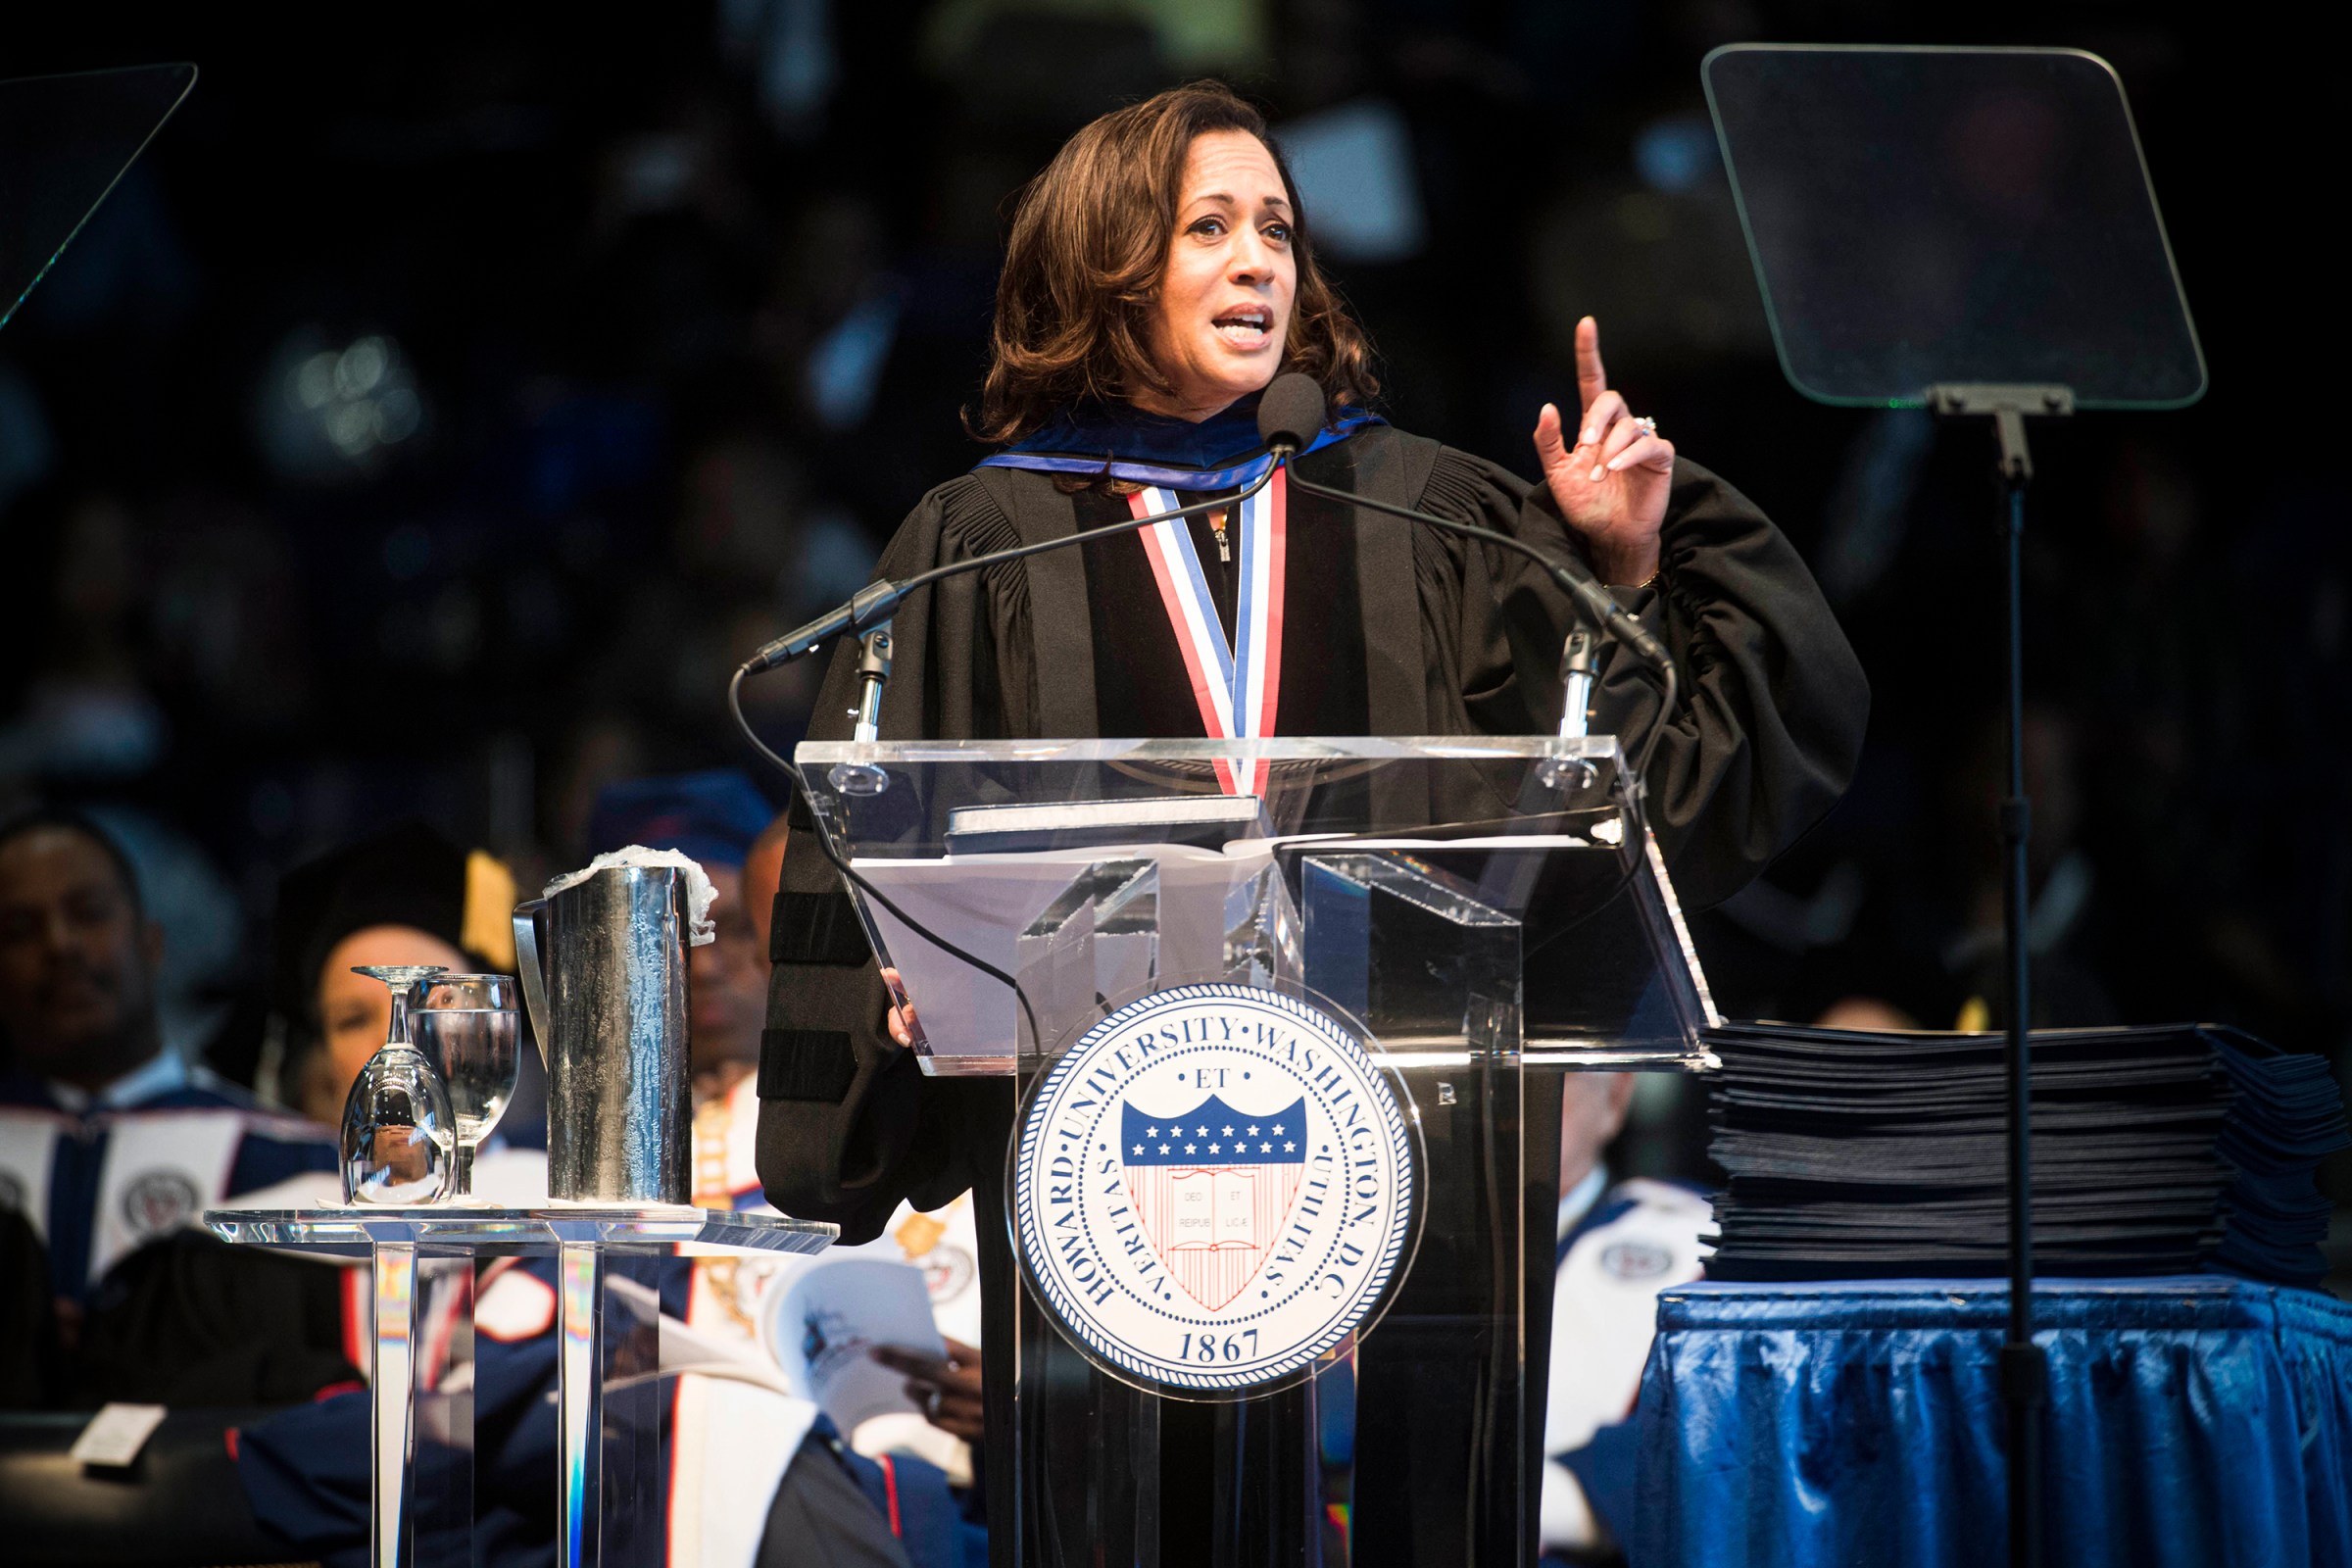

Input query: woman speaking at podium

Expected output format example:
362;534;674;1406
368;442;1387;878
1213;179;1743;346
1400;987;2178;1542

757;70;1864;1502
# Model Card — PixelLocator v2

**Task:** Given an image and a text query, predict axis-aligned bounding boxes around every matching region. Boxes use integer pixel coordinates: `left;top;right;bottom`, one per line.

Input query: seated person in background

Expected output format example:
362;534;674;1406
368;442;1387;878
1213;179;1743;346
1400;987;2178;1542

744;807;792;959
1543;1073;1712;1565
0;809;336;1342
1813;995;1923;1033
266;821;523;1134
12;824;523;1414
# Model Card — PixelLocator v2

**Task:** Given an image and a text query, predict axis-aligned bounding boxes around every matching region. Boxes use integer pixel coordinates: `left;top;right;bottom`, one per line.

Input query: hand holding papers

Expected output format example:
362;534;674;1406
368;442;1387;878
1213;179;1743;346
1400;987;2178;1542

759;1254;948;1434
871;1337;984;1445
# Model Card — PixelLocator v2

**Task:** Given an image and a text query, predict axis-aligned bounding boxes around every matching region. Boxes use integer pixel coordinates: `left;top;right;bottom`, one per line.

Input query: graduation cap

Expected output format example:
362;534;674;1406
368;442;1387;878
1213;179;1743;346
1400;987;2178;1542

268;822;517;1037
586;769;773;870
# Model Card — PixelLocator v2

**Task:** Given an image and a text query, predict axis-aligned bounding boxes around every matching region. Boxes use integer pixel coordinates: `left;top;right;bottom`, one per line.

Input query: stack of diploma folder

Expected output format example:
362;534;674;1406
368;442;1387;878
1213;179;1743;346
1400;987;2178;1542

1703;1022;2349;1287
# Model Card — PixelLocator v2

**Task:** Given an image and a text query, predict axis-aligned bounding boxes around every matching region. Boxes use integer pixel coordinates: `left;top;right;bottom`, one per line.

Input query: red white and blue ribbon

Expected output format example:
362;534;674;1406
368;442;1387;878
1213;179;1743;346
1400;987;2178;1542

1127;468;1288;797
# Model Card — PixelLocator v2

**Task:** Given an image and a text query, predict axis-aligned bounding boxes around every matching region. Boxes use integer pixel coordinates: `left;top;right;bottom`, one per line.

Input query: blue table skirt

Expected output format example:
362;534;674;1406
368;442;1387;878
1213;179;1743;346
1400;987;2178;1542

1634;1277;2352;1568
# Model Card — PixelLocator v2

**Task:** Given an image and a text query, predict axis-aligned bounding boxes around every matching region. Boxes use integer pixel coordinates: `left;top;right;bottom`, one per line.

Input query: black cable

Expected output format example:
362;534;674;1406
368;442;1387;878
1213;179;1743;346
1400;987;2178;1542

888;472;1273;601
1284;467;1571;581
1280;465;1683;797
1280;467;1673;668
1519;748;1665;963
728;665;1042;1051
744;467;1278;673
731;467;1285;1052
1632;662;1679;793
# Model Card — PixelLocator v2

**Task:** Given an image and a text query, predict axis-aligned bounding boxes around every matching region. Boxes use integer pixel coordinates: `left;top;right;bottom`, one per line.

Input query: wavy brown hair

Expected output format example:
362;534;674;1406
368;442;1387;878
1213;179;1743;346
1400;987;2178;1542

967;81;1379;445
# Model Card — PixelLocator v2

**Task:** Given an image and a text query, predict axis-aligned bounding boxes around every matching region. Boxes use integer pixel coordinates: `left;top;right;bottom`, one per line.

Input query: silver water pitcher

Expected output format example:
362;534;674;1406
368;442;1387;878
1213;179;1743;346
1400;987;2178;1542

512;866;692;1204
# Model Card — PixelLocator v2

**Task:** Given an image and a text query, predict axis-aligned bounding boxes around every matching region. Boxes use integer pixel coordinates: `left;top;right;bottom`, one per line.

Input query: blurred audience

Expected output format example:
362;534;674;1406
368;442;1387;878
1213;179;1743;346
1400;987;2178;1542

0;11;2331;1556
0;6;2336;1290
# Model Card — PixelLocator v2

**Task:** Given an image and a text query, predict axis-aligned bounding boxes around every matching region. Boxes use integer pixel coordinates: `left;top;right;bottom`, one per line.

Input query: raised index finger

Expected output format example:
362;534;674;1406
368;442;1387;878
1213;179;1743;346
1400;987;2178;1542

1575;316;1609;414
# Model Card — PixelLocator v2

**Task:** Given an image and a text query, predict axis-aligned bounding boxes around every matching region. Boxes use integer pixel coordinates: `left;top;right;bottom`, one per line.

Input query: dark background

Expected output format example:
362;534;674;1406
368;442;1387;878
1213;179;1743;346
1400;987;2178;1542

1;5;2340;1268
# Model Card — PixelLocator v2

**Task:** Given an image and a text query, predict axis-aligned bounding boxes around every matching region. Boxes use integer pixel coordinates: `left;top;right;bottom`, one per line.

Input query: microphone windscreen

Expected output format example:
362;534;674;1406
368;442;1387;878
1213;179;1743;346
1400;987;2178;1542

1257;372;1327;453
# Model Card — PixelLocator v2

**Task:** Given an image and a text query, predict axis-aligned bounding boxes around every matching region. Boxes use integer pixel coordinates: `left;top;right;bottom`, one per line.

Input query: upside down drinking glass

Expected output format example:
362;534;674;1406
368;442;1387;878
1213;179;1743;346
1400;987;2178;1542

339;964;456;1204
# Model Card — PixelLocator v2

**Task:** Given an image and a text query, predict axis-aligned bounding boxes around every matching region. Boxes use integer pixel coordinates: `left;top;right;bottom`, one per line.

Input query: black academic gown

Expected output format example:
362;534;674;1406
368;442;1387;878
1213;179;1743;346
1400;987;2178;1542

755;419;1868;1561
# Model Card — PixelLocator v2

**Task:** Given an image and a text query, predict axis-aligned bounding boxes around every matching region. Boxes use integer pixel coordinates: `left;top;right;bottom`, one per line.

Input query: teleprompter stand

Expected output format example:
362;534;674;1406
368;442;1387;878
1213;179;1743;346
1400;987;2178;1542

1925;380;2072;1568
1706;42;2206;1568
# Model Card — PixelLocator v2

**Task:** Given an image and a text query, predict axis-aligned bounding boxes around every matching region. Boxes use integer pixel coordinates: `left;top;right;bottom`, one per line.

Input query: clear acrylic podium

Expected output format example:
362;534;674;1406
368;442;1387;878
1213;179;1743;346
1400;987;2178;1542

203;1204;833;1568
798;734;1716;1567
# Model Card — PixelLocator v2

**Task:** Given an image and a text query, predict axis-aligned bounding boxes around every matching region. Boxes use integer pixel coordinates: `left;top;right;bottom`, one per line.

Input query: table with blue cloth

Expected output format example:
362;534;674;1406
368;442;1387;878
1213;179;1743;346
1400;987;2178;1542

1634;1276;2352;1568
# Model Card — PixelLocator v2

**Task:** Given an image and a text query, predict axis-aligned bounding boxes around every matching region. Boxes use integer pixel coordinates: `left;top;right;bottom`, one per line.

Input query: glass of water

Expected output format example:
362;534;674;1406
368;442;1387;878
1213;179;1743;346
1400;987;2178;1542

341;965;455;1205
410;973;522;1202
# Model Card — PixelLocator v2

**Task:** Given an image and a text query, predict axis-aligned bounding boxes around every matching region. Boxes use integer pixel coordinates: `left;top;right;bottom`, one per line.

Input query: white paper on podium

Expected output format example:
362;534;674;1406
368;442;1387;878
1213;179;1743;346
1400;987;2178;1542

852;839;1278;1062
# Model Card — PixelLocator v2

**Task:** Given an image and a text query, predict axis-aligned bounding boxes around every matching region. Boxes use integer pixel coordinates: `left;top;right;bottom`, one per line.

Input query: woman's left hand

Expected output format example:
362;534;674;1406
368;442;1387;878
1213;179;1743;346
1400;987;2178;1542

882;966;919;1049
1533;316;1673;586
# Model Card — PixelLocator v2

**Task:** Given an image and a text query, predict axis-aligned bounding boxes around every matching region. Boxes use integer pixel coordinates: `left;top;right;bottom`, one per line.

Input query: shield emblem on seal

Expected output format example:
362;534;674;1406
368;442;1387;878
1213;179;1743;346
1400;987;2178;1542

1121;1094;1307;1311
121;1170;201;1240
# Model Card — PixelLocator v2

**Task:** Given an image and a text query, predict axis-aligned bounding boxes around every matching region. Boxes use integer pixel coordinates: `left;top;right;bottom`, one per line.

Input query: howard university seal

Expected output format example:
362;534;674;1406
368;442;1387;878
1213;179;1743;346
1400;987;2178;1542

1012;983;1416;1394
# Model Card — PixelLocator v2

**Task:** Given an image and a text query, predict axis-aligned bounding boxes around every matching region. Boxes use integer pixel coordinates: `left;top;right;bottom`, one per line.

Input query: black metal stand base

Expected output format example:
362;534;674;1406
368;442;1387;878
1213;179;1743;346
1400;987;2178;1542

1928;382;2074;1568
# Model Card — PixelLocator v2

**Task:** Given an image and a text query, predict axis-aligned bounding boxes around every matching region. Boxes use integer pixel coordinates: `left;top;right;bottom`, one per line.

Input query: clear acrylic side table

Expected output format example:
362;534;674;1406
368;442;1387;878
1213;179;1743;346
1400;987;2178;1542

206;1205;835;1568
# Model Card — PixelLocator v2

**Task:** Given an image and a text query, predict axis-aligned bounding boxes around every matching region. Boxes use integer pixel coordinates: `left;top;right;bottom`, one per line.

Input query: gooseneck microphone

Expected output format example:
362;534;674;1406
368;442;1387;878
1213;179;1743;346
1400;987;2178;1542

740;459;1281;675
1252;372;1670;670
729;436;1289;1008
729;376;1681;1002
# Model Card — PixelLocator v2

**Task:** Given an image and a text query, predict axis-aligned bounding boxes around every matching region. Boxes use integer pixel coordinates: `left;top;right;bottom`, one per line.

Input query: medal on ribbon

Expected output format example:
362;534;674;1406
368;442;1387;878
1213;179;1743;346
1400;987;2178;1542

1127;467;1288;796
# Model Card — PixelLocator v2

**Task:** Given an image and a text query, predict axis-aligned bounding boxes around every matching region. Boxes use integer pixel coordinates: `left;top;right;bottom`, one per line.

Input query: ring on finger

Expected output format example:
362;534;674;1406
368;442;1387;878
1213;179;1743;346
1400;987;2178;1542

1633;416;1658;438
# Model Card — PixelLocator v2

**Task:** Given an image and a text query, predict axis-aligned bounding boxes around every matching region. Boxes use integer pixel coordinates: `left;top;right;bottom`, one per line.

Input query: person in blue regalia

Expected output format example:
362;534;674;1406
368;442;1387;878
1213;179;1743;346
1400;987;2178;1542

0;809;337;1320
756;79;1867;1564
1540;1074;1712;1563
